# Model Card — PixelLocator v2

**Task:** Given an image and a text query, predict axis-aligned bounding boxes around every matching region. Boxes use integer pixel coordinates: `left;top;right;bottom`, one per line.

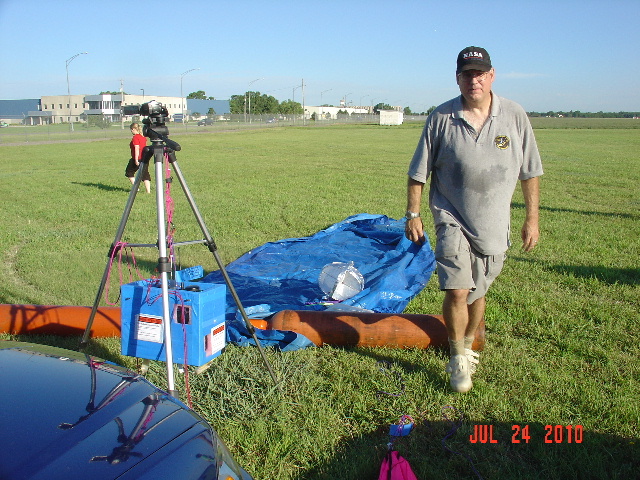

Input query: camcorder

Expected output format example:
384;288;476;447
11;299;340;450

122;100;170;139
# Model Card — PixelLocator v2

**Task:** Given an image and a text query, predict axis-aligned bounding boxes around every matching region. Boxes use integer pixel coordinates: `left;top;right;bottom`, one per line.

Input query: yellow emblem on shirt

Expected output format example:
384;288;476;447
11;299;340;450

495;135;510;149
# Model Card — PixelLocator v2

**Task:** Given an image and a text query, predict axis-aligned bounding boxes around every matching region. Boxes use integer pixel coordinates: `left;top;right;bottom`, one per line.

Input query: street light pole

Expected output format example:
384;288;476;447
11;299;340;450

344;93;352;107
301;78;305;126
65;52;87;132
180;68;199;127
248;78;262;123
141;88;145;101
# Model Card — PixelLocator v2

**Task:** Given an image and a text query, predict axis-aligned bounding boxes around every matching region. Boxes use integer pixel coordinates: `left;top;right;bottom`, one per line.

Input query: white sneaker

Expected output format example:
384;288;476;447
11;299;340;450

445;354;473;393
465;348;479;375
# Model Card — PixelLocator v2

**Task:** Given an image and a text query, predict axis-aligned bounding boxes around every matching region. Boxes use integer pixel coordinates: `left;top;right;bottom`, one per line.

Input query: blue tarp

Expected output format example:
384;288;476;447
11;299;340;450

202;213;436;350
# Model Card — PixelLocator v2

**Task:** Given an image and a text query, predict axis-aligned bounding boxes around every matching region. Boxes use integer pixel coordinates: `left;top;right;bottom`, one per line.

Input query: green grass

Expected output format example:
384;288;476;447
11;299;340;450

1;122;639;479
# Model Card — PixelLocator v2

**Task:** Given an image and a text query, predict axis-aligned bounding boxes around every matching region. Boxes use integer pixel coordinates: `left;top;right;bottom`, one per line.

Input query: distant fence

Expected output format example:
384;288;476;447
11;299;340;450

0;114;428;145
5;115;638;145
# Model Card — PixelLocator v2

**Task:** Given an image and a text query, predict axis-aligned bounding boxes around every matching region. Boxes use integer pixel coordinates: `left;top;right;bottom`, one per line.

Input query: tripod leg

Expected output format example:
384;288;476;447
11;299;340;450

79;160;148;350
169;159;280;388
152;143;178;398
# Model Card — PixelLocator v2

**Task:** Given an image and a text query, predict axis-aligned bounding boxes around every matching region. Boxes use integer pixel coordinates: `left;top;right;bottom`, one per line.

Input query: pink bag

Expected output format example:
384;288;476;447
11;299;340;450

378;450;418;480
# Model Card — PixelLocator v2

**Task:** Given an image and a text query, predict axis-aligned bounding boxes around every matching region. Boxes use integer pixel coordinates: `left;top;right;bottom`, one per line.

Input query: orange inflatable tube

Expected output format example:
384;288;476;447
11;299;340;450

270;310;485;351
0;304;474;350
0;304;122;337
0;304;269;338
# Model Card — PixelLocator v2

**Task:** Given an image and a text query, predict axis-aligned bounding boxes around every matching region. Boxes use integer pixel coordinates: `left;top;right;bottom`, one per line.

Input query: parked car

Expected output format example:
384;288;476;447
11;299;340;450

0;340;254;480
197;118;214;126
0;121;9;128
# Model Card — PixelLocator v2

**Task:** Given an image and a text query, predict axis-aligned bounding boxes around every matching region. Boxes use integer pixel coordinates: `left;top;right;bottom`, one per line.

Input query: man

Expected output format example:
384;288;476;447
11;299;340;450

405;46;543;393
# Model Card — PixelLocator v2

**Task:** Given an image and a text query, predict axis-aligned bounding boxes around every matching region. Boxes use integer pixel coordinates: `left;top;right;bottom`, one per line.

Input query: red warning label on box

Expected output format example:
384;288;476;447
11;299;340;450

136;314;164;343
205;323;226;356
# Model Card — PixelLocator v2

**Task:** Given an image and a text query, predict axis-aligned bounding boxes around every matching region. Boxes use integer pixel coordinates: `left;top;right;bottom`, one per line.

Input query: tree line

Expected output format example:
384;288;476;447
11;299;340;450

187;90;421;116
188;90;304;115
186;91;639;119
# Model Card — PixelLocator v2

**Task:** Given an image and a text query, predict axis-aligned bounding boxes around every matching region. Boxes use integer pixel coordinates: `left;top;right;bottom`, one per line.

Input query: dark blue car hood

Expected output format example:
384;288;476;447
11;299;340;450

0;340;250;480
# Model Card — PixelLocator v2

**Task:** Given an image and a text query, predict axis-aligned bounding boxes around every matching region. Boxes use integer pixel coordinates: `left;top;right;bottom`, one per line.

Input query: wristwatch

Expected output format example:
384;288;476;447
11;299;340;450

405;211;420;220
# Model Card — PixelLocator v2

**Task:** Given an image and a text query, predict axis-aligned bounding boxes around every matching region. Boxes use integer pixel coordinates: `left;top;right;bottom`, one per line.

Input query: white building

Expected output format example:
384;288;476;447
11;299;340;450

304;105;371;120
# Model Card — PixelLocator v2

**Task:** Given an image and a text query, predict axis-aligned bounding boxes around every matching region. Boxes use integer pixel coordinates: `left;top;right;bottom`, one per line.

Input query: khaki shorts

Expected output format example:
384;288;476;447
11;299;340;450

435;223;505;304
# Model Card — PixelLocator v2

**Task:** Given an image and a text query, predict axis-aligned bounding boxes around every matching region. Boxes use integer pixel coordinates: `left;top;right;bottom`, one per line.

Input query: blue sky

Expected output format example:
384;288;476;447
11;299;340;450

1;0;638;112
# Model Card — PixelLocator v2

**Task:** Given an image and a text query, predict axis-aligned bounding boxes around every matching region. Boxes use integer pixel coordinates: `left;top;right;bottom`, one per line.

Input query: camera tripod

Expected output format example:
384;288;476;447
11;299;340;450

79;128;278;397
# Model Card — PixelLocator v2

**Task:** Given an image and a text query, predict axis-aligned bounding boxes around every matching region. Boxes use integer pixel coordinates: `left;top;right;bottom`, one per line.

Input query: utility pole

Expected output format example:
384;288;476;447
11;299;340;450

120;79;125;129
301;78;305;126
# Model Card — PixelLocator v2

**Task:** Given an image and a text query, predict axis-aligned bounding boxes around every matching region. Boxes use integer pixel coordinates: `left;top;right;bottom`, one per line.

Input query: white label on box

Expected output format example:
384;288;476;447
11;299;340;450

136;314;164;343
210;323;226;354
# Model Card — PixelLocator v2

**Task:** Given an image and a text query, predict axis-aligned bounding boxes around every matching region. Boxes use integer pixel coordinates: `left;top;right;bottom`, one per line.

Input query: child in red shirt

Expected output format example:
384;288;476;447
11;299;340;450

125;123;151;193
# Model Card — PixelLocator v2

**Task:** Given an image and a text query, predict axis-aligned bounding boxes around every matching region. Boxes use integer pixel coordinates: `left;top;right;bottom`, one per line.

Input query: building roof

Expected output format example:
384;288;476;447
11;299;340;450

0;99;41;117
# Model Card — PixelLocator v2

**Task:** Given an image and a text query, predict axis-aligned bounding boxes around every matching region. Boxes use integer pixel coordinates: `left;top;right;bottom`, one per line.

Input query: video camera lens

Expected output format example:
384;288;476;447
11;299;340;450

122;104;142;116
140;101;168;117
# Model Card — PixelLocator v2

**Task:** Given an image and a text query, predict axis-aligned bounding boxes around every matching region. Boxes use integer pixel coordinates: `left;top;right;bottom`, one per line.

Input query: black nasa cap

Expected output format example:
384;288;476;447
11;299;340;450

456;46;492;74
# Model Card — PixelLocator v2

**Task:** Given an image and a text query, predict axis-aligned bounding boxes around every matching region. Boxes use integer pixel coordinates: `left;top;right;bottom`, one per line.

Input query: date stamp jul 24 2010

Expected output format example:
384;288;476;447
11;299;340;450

469;424;584;444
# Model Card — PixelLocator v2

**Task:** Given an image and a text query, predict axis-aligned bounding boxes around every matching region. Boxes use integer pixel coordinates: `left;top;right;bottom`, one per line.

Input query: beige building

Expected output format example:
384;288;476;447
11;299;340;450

27;94;184;125
27;94;87;125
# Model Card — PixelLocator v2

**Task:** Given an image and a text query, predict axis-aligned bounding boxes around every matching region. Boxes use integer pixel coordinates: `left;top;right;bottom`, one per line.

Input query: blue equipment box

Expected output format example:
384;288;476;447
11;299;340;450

120;279;226;367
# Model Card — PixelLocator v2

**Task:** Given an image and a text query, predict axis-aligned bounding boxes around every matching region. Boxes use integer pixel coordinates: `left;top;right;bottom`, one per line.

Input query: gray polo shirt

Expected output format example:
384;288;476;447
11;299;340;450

408;94;543;255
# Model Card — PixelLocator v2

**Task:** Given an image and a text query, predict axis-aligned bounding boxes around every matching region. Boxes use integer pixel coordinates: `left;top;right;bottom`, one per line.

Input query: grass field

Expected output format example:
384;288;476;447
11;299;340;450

1;121;639;479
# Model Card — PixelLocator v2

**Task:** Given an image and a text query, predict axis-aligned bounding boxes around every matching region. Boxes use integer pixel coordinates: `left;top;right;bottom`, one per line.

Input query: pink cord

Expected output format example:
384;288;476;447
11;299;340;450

104;242;143;306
